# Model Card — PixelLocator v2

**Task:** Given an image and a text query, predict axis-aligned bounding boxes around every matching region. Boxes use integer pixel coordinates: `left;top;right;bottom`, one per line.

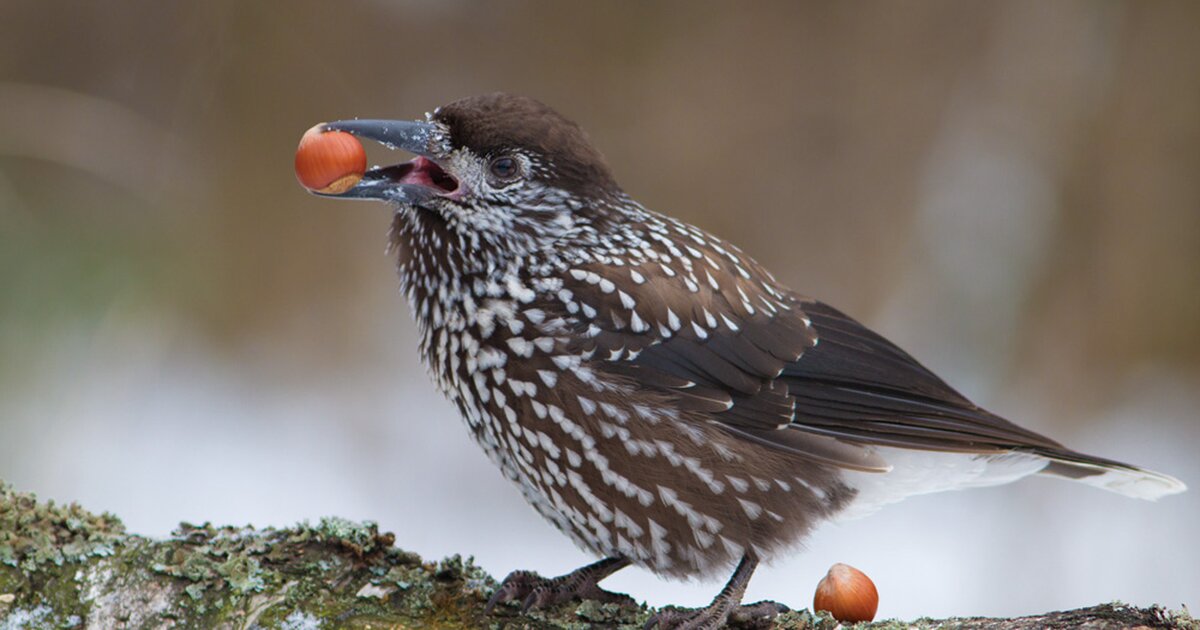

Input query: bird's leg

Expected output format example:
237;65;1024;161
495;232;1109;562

643;553;788;630
485;556;635;614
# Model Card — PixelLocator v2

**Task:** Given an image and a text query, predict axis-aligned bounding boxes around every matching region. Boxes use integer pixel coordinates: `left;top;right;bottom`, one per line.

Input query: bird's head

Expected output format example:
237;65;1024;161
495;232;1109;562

315;93;624;253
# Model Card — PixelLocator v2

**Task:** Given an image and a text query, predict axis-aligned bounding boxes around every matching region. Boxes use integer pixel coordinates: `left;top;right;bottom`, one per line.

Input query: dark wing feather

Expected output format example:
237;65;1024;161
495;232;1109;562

786;300;970;401
663;337;765;396
705;333;786;377
786;299;1066;453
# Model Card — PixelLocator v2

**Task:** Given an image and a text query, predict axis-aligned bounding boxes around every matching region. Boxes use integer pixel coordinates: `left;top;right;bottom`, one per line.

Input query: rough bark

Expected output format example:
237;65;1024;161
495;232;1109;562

1;482;1193;629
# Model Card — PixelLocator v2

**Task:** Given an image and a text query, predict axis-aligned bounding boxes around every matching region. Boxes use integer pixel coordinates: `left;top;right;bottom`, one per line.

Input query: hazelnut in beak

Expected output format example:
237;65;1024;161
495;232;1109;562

295;124;366;195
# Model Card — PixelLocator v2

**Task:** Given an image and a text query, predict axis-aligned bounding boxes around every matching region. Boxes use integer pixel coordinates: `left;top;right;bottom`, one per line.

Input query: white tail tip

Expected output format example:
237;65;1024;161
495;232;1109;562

1047;459;1188;500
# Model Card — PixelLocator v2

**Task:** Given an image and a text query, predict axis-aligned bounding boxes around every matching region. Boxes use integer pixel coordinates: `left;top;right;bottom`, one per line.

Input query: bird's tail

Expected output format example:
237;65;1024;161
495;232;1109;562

1039;453;1187;500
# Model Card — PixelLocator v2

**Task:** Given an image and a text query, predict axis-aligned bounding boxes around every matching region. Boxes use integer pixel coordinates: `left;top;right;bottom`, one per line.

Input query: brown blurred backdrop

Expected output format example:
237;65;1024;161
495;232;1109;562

2;0;1197;619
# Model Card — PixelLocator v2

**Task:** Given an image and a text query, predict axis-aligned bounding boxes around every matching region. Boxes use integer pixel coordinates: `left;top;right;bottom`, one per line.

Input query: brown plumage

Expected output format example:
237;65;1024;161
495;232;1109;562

307;93;1186;629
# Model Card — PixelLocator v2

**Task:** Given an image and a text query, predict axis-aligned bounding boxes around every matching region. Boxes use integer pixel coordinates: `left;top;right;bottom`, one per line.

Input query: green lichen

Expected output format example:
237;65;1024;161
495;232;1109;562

0;483;128;628
149;523;273;597
303;516;392;556
0;483;125;573
126;515;513;628
573;599;645;627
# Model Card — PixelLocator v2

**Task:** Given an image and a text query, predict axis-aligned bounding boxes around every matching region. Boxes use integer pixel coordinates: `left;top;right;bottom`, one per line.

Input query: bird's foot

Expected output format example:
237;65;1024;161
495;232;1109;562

485;556;634;614
643;600;788;630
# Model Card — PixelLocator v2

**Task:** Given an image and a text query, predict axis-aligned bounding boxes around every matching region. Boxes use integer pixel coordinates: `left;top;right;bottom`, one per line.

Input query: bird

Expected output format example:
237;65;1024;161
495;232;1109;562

304;93;1186;629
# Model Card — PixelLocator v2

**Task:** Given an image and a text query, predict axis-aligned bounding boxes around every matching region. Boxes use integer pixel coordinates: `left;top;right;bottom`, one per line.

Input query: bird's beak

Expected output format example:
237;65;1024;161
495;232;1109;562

315;119;460;203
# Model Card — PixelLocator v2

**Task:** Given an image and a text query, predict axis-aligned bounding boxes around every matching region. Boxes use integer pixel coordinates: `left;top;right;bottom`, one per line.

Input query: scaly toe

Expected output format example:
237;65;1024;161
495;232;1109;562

644;600;788;630
485;561;635;616
485;570;544;614
643;605;727;630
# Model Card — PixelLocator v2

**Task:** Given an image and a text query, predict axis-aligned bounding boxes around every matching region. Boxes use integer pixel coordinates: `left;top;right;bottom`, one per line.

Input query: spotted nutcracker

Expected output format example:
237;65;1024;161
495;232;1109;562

303;93;1185;629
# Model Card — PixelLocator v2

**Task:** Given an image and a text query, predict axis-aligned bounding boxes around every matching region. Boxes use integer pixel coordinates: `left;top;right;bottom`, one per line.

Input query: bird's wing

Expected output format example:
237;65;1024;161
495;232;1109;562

779;299;1065;453
555;229;1092;472
559;250;888;471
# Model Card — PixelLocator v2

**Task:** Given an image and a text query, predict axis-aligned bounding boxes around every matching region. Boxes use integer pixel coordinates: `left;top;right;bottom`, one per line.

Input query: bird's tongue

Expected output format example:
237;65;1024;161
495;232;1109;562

395;156;439;187
394;156;458;193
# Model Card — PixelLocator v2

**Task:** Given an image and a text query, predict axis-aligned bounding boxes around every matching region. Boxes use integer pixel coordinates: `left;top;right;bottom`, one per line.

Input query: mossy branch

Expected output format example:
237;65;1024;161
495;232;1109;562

0;482;1193;629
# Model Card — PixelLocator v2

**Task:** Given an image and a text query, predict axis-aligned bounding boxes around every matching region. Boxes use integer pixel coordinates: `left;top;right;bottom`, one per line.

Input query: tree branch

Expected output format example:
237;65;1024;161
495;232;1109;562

1;482;1193;629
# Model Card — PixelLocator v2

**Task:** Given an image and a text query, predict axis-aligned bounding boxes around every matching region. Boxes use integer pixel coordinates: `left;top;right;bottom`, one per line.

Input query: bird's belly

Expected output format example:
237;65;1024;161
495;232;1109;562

440;361;855;579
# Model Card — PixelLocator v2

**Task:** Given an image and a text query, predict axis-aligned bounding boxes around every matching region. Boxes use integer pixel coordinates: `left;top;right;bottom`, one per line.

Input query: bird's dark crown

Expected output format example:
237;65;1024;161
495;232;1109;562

433;93;621;200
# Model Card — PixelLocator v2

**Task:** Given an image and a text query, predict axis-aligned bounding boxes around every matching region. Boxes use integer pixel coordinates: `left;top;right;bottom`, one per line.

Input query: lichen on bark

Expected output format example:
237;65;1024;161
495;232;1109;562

0;483;506;628
1;482;1195;629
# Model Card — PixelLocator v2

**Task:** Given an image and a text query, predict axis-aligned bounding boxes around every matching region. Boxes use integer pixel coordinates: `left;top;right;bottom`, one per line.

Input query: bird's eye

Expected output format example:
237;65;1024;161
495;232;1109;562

489;156;520;181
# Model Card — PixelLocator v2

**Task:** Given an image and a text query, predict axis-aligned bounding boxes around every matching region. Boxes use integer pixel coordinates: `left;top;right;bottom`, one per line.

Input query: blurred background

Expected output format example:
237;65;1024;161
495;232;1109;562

2;0;1198;620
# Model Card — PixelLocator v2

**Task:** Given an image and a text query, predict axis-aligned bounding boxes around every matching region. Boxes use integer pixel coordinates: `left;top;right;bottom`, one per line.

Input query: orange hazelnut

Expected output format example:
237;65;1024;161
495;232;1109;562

813;563;878;623
295;124;366;194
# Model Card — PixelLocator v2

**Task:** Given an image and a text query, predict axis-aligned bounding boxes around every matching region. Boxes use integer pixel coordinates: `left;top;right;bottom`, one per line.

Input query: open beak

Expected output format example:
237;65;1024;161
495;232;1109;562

315;119;460;203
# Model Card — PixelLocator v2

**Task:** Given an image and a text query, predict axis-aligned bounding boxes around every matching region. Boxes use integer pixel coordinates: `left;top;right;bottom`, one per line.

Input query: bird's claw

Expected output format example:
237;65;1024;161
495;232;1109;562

643;600;788;630
485;564;635;616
